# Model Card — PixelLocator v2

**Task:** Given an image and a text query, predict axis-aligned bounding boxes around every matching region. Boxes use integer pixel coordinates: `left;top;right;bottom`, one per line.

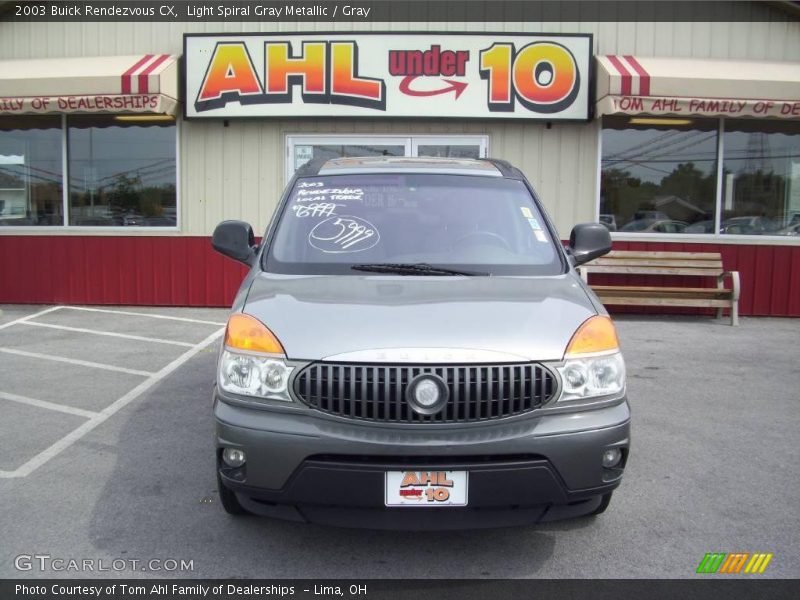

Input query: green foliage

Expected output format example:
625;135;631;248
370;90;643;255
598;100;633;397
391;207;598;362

108;174;143;212
602;162;716;224
660;162;716;205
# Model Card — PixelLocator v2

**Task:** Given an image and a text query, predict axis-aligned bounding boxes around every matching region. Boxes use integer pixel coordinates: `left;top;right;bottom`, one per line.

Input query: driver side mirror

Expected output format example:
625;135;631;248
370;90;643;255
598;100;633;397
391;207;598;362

212;220;257;266
568;222;612;266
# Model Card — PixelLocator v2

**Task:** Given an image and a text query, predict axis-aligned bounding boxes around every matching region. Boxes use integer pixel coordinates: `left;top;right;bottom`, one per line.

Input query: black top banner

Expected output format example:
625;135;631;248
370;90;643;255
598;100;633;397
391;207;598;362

5;1;797;22
2;579;800;600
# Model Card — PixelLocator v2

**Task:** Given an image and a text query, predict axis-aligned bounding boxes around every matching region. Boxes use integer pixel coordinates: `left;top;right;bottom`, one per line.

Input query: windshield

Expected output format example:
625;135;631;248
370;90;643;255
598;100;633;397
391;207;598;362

265;173;563;276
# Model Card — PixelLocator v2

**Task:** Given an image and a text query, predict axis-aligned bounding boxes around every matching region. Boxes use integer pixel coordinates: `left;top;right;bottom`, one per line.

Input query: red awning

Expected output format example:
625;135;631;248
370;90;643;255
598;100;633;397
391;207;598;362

0;54;180;116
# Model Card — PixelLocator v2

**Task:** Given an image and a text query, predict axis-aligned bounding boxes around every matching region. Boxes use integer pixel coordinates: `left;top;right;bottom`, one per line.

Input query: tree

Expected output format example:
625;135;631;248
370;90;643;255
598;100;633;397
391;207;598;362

108;174;142;213
659;162;715;206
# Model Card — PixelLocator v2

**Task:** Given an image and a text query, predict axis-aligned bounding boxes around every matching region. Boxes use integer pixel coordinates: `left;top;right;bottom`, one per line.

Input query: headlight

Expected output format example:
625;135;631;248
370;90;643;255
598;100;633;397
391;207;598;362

557;351;625;401
219;350;294;401
558;315;626;402
217;313;294;402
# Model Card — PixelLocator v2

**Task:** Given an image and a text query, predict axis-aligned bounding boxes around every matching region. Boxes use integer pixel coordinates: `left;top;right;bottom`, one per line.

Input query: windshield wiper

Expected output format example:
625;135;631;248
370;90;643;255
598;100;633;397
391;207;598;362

351;263;489;276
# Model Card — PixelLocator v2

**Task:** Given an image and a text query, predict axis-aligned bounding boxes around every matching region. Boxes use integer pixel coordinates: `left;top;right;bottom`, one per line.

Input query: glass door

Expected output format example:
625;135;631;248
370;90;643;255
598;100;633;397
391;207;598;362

286;135;489;181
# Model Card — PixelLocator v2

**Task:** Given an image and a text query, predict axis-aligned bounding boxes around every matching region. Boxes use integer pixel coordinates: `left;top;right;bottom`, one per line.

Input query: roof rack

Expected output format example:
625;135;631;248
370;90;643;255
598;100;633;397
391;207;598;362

293;157;328;178
294;156;522;179
479;157;524;179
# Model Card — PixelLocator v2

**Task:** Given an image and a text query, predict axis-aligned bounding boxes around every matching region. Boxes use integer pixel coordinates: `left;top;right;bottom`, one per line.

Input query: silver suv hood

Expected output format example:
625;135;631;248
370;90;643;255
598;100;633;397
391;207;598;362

244;273;597;362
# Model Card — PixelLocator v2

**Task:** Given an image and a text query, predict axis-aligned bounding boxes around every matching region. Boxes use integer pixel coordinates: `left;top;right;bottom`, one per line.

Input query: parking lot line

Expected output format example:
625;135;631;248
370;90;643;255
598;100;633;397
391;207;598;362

20;321;195;347
0;326;225;479
0;348;155;377
0;305;62;331
62;305;227;326
0;390;98;420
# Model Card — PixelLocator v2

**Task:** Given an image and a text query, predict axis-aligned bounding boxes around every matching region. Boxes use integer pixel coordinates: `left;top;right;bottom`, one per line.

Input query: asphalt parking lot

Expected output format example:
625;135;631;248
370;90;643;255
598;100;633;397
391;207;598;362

0;304;798;579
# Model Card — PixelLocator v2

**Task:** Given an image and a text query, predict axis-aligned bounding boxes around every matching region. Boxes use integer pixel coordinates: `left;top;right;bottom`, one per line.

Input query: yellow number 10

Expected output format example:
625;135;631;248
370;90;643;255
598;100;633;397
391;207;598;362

479;42;580;114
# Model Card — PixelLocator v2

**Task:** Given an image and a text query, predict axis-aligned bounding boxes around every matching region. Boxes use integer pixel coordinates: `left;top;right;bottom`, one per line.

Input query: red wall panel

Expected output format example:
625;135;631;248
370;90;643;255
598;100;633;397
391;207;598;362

0;236;248;308
0;235;798;316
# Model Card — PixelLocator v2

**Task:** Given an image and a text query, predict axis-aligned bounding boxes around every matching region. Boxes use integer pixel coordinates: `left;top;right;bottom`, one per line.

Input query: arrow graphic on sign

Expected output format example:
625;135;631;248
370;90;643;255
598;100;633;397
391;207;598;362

399;75;468;99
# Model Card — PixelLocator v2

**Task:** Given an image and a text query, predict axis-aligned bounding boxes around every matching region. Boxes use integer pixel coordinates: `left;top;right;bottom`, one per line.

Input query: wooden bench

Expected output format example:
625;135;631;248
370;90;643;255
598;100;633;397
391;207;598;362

578;251;741;326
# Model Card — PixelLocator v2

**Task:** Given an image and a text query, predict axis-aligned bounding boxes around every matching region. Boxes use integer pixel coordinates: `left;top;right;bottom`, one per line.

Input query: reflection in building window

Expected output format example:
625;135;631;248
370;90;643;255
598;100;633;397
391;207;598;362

722;120;800;236
601;116;800;237
67;115;176;227
0;116;63;226
295;144;405;171
600;116;718;234
416;145;481;158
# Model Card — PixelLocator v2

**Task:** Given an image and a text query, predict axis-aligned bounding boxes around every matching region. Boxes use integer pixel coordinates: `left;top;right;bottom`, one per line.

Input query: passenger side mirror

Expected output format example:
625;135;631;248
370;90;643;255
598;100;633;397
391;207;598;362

212;220;257;266
568;222;612;266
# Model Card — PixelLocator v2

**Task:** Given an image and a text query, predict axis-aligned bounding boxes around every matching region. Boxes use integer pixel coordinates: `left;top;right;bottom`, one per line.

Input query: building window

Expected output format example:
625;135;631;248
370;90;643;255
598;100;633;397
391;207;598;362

286;135;488;181
600;116;718;234
601;116;800;237
721;120;800;235
0;114;177;229
0;116;63;226
67;115;176;227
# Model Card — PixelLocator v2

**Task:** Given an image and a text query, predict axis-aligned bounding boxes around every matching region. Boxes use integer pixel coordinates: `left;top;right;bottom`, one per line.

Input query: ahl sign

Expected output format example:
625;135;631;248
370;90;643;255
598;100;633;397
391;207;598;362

183;33;592;120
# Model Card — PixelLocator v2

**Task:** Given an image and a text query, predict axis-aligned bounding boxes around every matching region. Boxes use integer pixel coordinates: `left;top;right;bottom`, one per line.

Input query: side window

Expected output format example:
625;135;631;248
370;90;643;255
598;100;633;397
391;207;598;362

0;115;178;229
67;115;177;227
722;120;800;236
601;116;800;237
0;116;63;226
600;116;718;235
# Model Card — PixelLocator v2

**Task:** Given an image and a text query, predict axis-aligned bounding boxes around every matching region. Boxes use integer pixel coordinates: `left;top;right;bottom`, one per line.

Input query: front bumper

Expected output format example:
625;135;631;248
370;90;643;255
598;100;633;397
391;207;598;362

214;393;630;529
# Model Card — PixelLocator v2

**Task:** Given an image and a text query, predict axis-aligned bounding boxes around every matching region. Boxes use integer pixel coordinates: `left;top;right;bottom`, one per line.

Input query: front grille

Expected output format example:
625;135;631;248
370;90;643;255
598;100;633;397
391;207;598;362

293;362;556;423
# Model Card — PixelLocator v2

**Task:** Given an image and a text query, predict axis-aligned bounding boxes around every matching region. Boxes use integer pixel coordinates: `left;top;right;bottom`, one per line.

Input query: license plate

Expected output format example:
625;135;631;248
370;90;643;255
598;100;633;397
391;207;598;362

385;470;468;507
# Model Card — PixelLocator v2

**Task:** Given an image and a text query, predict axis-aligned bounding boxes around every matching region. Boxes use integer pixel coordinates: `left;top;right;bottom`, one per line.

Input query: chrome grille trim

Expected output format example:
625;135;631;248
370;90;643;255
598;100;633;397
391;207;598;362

293;362;556;423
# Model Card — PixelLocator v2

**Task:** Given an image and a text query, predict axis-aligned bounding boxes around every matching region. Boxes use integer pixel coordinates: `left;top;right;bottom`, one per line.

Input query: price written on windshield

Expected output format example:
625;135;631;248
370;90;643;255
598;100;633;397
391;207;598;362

309;216;380;253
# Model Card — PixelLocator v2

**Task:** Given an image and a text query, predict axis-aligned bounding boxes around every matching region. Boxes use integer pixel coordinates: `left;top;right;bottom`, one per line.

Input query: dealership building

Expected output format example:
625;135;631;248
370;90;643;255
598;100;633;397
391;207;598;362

1;2;799;316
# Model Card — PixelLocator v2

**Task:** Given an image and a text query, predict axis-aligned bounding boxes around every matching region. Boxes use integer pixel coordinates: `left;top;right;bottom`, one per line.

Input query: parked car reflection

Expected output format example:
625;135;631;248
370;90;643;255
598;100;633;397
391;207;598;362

599;214;617;231
723;216;781;234
674;216;793;235
684;219;754;234
620;219;688;233
684;220;715;234
774;223;800;236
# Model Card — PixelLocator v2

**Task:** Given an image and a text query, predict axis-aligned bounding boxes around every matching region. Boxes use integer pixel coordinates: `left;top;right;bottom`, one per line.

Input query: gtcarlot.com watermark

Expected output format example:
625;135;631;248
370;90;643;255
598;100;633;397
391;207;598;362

14;554;194;573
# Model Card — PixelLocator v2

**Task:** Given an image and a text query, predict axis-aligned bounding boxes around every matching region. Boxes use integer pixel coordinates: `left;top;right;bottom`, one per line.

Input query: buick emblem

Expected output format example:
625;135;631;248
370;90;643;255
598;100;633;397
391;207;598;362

407;374;448;415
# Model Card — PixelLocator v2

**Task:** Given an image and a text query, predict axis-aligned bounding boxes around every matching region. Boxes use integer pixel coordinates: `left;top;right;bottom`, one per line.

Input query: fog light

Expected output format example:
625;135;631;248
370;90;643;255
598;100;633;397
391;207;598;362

222;447;246;468
602;448;622;468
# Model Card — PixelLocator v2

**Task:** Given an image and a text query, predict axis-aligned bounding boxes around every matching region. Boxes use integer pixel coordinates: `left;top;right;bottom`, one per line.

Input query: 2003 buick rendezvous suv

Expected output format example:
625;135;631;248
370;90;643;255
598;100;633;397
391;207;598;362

211;157;629;529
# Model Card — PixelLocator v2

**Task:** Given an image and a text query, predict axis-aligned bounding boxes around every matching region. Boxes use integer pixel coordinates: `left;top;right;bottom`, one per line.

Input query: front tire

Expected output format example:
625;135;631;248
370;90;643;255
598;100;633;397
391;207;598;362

217;473;249;516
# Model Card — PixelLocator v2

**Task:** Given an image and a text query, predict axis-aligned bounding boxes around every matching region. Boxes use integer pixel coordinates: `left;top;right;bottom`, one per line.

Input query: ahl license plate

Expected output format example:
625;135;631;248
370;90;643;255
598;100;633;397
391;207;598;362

385;470;468;507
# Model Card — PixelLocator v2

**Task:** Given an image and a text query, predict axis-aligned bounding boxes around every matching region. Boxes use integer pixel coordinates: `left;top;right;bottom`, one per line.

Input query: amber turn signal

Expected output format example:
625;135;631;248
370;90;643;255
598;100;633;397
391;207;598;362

224;313;285;354
565;315;620;356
